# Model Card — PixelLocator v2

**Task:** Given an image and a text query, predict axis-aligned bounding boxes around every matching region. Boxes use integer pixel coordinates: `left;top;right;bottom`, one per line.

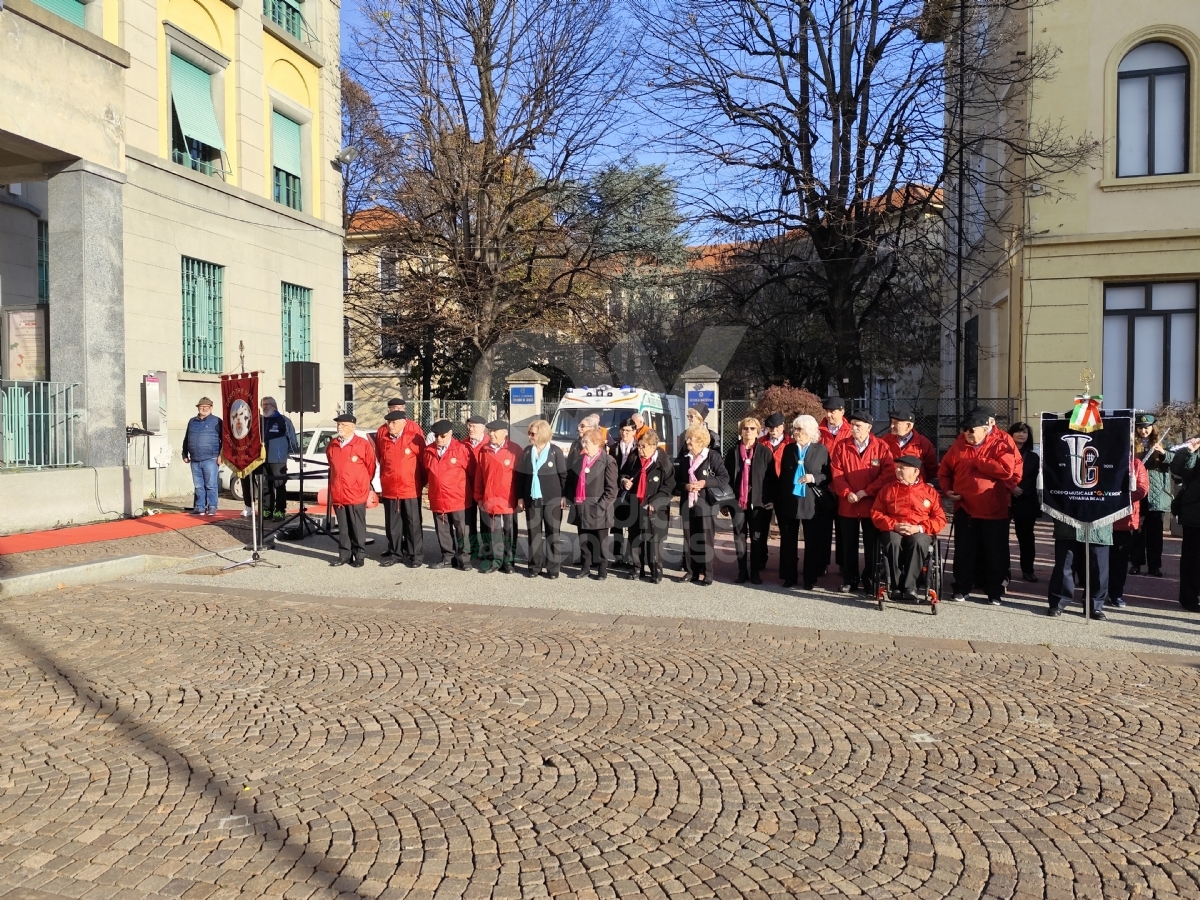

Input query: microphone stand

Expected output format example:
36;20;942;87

224;469;281;570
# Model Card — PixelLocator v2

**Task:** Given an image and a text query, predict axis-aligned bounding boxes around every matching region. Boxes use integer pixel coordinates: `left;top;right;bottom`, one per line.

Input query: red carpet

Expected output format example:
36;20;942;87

0;511;243;555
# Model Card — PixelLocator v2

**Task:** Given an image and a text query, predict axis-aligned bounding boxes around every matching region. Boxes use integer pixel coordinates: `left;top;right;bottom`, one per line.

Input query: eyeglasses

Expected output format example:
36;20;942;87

741;426;757;431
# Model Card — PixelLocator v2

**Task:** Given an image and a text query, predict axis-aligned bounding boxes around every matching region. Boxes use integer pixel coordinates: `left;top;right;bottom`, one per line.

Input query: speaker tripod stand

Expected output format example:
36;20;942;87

263;409;335;546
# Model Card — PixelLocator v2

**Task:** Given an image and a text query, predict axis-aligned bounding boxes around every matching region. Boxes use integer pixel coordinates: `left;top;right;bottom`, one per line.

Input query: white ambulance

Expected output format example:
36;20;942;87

549;385;687;454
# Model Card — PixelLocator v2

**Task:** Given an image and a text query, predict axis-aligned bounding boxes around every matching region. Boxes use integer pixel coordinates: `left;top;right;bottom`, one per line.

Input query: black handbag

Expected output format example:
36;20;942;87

811;484;838;515
706;483;736;506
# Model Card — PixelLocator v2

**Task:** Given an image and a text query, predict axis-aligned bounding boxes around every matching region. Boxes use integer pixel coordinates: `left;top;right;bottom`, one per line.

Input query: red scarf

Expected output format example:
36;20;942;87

575;451;601;503
739;443;753;508
637;454;655;501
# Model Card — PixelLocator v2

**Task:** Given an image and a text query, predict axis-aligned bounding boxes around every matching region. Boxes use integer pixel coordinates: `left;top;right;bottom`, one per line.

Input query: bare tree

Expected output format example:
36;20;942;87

350;0;639;399
636;0;1098;396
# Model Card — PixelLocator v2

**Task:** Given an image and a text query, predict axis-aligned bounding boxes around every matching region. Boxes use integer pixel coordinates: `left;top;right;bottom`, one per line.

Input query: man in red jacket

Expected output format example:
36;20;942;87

376;408;427;567
938;410;1022;605
421;419;473;571
830;411;894;593
872;454;947;602
474;420;521;573
464;414;490;560
325;413;376;567
1110;457;1149;608
815;397;852;577
883;408;938;486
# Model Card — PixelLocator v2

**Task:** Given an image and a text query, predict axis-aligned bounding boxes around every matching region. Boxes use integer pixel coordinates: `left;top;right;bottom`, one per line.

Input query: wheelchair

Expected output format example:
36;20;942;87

872;533;944;615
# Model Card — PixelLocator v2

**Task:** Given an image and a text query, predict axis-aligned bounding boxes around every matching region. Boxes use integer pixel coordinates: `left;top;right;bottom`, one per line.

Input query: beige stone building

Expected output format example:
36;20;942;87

0;0;343;530
946;0;1200;424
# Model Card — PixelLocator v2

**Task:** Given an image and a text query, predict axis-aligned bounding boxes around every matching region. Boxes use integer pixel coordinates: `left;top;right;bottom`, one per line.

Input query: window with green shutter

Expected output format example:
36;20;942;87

263;0;308;42
272;111;303;210
31;0;85;28
170;55;226;178
37;221;49;303
281;282;312;363
182;257;224;373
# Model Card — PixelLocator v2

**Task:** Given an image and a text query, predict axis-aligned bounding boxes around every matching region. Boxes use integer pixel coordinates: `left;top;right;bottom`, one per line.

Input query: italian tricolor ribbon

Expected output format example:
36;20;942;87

1069;394;1103;433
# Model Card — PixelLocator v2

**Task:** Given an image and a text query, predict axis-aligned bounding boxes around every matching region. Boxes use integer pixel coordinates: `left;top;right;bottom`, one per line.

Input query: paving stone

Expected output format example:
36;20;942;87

0;585;1197;900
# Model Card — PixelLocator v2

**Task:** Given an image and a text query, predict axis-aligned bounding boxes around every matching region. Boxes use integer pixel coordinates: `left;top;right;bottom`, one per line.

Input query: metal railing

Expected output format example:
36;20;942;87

1;381;79;469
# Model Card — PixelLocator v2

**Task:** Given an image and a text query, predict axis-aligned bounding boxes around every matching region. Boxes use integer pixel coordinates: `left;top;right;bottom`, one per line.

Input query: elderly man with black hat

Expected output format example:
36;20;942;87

375;403;427;567
829;410;894;593
938;410;1022;605
464;414;490;560
474;420;521;573
883;408;938;487
816;397;852;576
326;413;376;567
421;420;473;570
685;404;720;452
871;454;947;602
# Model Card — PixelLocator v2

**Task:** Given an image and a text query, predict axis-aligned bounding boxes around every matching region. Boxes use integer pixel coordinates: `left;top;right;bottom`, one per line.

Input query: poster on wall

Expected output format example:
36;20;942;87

4;308;47;380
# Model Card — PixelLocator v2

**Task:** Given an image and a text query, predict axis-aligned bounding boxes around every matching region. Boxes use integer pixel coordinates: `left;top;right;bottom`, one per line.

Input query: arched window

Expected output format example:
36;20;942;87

1118;42;1189;177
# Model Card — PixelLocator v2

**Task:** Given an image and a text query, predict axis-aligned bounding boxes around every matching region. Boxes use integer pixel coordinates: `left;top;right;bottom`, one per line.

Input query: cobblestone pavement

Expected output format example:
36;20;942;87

1;584;1199;900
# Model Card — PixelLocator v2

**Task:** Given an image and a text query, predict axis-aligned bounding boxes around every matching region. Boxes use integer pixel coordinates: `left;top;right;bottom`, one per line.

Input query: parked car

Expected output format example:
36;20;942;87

219;427;382;500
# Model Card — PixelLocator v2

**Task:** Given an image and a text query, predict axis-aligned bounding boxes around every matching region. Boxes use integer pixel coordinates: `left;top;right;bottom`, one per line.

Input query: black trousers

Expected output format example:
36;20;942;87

731;505;771;577
683;509;715;579
1048;539;1108;613
816;508;836;573
466;503;480;558
578;528;612;575
836;516;879;588
801;515;826;588
384;497;423;562
334;503;367;562
261;462;288;514
1012;515;1038;576
1132;510;1165;571
479;511;516;567
525;502;565;575
1110;529;1137;602
1180;525;1200;610
611;495;637;562
630;503;669;574
778;516;800;584
881;531;933;594
951;510;1008;600
432;510;469;568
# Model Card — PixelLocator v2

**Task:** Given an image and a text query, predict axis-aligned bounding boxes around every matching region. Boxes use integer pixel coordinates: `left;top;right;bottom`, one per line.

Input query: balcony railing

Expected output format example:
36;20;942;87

172;148;228;180
263;0;319;48
1;381;80;469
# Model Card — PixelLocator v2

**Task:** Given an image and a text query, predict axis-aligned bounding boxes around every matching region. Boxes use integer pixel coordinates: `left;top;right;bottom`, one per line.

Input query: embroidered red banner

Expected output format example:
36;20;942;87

220;372;265;478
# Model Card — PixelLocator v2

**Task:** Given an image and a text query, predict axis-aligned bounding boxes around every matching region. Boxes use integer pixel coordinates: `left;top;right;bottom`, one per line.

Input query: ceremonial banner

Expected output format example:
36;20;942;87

1040;412;1133;528
220;372;265;478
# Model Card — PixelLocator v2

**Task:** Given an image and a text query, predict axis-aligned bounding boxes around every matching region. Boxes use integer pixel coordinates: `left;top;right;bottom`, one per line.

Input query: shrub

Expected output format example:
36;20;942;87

752;383;825;425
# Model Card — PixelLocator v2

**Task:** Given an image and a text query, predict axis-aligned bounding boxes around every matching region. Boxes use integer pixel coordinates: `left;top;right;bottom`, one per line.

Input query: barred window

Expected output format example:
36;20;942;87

281;282;312;363
182;257;224;373
37;221;49;303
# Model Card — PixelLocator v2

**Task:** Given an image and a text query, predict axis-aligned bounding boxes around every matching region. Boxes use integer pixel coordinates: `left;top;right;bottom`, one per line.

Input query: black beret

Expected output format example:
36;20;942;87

764;412;786;428
431;419;454;435
894;454;923;468
849;410;872;425
822;396;845;411
486;419;509;431
1136;413;1156;426
889;408;916;423
466;415;487;425
384;410;406;421
334;413;357;424
962;410;990;429
387;397;406;407
690;402;709;418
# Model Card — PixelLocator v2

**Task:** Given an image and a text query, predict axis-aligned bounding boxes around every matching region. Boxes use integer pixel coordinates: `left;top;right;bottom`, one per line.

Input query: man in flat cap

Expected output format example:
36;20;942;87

474;420;521;573
685;403;720;452
182;396;222;516
326;413;376;567
938;409;1022;605
421;420;472;570
871;454;946;602
816;397;852;575
829;410;894;593
464;414;490;560
883;408;938;487
375;405;427;567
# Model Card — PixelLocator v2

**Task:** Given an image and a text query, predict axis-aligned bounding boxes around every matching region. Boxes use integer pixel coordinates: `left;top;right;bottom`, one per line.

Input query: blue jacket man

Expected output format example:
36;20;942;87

258;396;299;517
182;397;223;515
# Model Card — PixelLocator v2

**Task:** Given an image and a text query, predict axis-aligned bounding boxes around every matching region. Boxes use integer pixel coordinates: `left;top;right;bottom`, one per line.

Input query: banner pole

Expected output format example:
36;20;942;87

1084;522;1091;623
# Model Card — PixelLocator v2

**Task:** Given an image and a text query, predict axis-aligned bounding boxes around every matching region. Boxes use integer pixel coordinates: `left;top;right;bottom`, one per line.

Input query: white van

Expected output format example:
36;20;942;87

550;386;686;454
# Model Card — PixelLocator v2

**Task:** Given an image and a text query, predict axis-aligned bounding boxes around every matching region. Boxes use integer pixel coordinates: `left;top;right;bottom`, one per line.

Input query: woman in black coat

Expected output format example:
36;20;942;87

724;417;776;584
610;417;642;565
774;415;832;589
515;419;569;579
1008;421;1041;582
565;425;618;579
674;424;731;586
628;430;676;583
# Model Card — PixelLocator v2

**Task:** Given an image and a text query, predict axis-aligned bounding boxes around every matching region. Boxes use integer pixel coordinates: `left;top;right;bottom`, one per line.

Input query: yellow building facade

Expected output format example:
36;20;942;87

0;0;343;529
949;0;1200;425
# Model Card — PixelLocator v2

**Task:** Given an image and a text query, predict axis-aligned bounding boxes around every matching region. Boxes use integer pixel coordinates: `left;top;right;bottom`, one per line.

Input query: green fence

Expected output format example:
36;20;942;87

1;380;78;469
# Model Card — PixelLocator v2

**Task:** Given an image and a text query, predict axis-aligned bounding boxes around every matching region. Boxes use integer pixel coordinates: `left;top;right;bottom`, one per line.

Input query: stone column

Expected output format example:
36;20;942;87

506;367;550;448
48;159;127;469
683;365;721;449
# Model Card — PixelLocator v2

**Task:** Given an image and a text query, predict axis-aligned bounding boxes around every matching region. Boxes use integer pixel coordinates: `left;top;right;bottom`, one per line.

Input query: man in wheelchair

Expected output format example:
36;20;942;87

871;454;947;602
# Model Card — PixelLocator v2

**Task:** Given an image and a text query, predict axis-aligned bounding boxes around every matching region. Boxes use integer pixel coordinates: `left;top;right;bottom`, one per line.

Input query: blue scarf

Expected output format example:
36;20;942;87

529;443;550;500
793;444;809;497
